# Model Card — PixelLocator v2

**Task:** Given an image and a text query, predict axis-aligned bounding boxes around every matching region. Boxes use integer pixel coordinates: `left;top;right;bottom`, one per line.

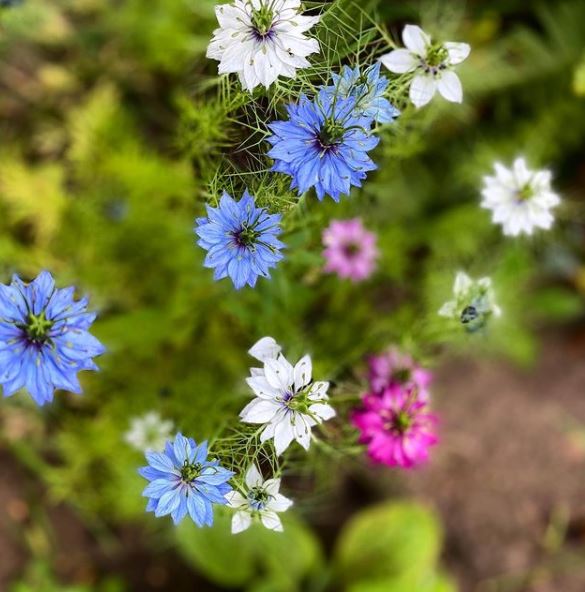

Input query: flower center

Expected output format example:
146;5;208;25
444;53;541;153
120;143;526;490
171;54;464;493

248;486;271;510
233;224;260;248
24;311;53;344
317;119;346;152
460;305;478;325
250;5;274;38
180;461;202;483
392;368;412;384
515;184;533;202
420;45;449;75
343;242;361;258
384;410;412;435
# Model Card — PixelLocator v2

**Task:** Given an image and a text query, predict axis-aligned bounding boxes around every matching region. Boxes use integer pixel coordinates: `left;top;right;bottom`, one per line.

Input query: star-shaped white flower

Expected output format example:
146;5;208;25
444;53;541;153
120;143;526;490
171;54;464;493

226;464;293;533
206;0;320;92
480;157;561;237
240;337;336;455
379;24;470;108
124;412;174;453
439;272;501;332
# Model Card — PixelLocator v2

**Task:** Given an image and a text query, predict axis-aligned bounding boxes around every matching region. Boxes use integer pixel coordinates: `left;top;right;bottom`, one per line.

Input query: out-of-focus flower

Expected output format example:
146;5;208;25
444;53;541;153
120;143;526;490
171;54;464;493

0;271;105;406
439;271;501;332
368;348;432;395
480;157;560;237
380;24;470;108
267;89;379;201
139;433;233;526
322;63;400;124
195;190;284;290
206;0;320;92
0;0;24;8
352;385;438;468
240;337;335;455
124;412;174;453
322;218;378;282
226;464;293;533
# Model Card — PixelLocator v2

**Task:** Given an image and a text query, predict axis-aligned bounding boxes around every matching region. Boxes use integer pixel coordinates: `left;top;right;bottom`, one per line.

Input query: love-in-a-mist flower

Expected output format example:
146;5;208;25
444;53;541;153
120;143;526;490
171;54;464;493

352;385;438;468
439;271;501;333
206;0;320;92
322;63;400;124
322;218;378;282
267;89;379;201
125;412;174;453
480;157;561;237
368;348;432;396
0;271;105;406
139;433;233;526
195;190;284;290
240;337;335;455
380;25;470;108
226;464;293;533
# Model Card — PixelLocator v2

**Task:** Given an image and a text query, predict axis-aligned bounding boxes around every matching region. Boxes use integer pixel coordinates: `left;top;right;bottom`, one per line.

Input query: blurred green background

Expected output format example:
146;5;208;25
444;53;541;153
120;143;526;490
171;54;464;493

0;0;585;591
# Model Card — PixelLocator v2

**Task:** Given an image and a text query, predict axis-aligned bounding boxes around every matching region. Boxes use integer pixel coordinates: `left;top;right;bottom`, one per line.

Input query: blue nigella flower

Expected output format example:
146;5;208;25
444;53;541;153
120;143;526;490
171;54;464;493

195;190;284;290
267;89;380;202
139;433;234;526
0;270;105;406
322;63;400;124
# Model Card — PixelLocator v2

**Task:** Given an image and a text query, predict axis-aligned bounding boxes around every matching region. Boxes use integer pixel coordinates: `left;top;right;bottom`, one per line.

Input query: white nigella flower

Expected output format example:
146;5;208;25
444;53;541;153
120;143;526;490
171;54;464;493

480;157;561;237
379;24;470;108
226;464;293;533
439;272;501;333
206;0;320;92
240;337;336;455
124;412;174;452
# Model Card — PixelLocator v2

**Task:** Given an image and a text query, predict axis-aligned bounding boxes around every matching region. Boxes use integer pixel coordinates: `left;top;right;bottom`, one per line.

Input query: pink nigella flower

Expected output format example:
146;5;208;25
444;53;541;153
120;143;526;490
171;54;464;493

351;385;438;468
368;348;432;396
322;218;378;282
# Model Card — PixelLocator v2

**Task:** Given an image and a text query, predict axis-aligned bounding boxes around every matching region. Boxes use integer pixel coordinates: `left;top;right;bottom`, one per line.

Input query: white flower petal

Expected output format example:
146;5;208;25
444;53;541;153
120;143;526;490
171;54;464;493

438;301;457;318
379;49;418;74
240;398;279;424
268;493;293;513
444;41;471;65
226;491;247;509
436;70;463;103
274;417;295;456
293;355;312;391
232;510;252;534
402;24;431;56
249;336;282;362
261;511;283;532
245;464;264;488
309;402;336;421
454;271;472;296
409;73;436;108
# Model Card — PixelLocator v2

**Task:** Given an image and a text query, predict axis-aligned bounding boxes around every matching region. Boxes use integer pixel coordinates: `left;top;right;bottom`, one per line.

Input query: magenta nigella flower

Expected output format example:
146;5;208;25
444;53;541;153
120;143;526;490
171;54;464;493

368;348;432;396
322;218;377;282
351;385;438;468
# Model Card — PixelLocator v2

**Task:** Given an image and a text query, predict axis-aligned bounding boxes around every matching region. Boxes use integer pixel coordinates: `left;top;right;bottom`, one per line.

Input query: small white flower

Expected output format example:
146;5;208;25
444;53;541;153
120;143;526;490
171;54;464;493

226;464;293;533
240;337;335;455
480;157;561;237
206;0;320;92
124;412;174;453
379;24;470;108
439;272;501;332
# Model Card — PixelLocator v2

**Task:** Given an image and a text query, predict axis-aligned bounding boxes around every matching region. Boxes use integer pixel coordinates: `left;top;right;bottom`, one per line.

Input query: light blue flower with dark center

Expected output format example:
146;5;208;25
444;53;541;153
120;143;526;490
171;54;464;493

322;63;400;124
0;270;105;406
267;89;379;202
139;433;234;526
195;190;284;290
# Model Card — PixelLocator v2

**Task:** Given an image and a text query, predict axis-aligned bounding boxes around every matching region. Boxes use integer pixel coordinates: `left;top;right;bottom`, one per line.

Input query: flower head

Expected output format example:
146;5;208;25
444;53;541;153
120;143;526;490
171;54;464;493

206;0;320;92
368;348;432;395
480;157;561;237
380;24;470;108
267;89;379;201
240;336;335;455
0;271;105;406
125;412;174;453
139;433;234;526
322;63;400;124
322;218;378;282
352;385;438;468
226;464;293;533
438;271;501;333
195;190;285;290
